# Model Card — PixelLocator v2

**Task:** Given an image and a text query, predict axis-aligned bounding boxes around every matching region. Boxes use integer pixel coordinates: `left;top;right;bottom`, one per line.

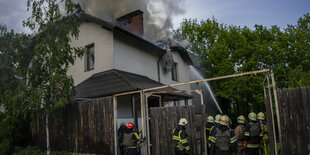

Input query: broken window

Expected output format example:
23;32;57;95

171;62;178;81
85;43;94;71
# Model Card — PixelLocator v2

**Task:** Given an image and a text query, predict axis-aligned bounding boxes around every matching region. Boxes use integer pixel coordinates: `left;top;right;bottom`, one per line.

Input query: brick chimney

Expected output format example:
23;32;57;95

116;10;144;36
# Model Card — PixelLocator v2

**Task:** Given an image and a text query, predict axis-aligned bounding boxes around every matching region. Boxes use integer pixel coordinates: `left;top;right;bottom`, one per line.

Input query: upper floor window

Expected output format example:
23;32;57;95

85;43;94;71
171;62;178;81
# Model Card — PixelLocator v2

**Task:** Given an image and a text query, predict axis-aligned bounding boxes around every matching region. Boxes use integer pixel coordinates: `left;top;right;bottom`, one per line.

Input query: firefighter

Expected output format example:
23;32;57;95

118;122;127;155
257;112;269;155
172;118;190;155
209;114;222;154
206;116;215;155
123;122;140;155
209;115;237;155
244;112;263;155
235;115;246;155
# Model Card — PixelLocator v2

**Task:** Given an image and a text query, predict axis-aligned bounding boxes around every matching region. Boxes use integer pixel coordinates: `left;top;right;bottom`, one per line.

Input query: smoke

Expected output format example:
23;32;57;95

75;0;186;40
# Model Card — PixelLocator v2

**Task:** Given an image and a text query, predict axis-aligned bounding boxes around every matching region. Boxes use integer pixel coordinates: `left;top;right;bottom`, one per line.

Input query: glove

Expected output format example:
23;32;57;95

243;141;247;149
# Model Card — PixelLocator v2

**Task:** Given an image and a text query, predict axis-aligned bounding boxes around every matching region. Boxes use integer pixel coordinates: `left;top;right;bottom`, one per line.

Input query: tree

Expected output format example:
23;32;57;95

175;14;310;121
0;25;30;154
23;0;85;154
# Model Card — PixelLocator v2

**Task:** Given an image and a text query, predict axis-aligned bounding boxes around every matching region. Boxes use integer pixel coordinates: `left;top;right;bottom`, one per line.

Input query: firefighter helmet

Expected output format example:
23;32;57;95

237;115;246;124
120;122;126;127
215;114;222;123
220;115;230;126
178;118;189;126
207;116;214;123
127;122;134;129
257;112;265;120
248;112;257;121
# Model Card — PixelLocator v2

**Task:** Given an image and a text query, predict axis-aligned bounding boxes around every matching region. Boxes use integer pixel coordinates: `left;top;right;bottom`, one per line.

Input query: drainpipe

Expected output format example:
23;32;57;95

157;53;164;82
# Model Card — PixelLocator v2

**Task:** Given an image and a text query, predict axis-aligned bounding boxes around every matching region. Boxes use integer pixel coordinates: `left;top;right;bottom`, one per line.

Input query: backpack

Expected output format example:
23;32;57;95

215;128;231;151
249;122;261;137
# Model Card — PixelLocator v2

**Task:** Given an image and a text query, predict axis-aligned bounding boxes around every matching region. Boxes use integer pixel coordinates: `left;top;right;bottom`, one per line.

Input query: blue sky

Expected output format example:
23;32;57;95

0;0;309;33
173;0;310;30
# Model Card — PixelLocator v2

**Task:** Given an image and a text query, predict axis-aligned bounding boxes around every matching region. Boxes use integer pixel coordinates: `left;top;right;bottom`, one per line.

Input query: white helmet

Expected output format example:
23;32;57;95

237;115;246;124
178;118;189;126
207;116;214;123
220;115;230;126
215;114;222;123
257;112;265;120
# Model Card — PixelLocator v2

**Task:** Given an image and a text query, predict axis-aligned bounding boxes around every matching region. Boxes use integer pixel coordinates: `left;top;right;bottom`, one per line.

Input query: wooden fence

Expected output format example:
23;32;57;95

33;96;115;154
277;86;310;155
149;106;201;155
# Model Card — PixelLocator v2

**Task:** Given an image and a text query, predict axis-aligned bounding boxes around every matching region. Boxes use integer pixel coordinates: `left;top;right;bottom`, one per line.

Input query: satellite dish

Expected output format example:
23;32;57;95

162;52;174;72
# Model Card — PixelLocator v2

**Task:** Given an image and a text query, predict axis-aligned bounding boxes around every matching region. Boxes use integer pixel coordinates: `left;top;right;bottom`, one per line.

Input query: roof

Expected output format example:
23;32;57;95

75;11;193;65
75;69;192;101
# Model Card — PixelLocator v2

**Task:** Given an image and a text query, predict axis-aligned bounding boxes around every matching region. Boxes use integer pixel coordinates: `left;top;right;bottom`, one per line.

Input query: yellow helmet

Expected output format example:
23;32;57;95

215;114;222;123
257;112;265;120
220;115;230;126
178;118;189;126
207;116;214;123
248;112;257;121
237;115;246;124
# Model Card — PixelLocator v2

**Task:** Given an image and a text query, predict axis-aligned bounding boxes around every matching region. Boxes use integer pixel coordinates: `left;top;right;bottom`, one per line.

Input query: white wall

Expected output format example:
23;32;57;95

68;22;114;85
113;37;159;81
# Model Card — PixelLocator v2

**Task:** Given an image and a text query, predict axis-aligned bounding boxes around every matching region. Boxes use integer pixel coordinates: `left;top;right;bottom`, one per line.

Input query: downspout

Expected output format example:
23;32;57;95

157;53;165;82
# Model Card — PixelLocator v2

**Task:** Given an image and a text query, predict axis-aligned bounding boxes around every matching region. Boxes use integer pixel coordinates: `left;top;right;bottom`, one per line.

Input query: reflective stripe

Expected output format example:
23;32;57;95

133;133;140;140
181;139;188;143
230;139;236;143
244;132;250;136
230;136;236;143
184;146;190;150
247;144;260;148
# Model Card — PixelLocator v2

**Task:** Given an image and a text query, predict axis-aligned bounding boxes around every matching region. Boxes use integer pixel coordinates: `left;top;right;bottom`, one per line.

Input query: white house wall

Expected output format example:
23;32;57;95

68;22;114;85
113;37;159;81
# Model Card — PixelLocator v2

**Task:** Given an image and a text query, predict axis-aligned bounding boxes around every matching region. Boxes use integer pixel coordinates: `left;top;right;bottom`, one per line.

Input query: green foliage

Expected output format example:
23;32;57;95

0;25;31;155
23;0;85;118
175;14;310;118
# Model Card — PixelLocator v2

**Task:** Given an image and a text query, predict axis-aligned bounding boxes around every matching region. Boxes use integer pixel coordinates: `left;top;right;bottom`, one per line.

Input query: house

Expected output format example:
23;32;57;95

67;9;195;131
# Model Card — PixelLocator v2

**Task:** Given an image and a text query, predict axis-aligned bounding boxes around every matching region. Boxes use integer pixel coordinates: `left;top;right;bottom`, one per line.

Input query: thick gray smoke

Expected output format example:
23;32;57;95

75;0;186;41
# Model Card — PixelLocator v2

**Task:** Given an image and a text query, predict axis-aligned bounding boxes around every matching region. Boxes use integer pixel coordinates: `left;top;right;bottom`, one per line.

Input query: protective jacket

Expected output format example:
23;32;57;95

209;125;237;154
258;120;268;142
206;122;214;141
235;124;246;142
123;129;140;148
244;121;263;148
172;125;190;151
209;122;220;141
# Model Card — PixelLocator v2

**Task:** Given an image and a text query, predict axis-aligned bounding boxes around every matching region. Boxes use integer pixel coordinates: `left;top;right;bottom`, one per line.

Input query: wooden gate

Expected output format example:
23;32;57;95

277;86;310;155
149;106;198;155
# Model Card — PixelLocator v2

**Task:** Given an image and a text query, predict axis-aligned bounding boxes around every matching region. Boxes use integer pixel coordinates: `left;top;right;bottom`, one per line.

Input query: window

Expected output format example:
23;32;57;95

85;43;94;71
171;62;178;81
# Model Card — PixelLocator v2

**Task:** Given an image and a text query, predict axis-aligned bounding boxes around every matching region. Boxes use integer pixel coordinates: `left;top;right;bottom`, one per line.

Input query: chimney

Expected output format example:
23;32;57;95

116;10;144;36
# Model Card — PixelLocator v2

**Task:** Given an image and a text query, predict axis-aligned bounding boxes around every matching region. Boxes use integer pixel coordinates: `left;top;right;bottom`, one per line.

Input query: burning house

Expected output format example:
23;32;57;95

30;7;204;154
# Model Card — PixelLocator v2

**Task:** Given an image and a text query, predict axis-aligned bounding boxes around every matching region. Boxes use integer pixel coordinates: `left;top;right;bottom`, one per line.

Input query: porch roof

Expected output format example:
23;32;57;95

75;69;193;101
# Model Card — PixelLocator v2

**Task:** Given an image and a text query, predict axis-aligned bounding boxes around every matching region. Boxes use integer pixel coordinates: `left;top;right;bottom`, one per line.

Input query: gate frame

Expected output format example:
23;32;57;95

113;69;280;155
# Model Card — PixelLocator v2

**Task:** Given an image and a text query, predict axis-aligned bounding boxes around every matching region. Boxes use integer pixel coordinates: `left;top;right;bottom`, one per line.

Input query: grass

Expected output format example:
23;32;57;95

13;146;71;155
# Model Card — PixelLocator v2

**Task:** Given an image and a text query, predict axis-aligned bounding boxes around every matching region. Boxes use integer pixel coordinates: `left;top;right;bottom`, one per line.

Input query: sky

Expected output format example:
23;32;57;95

0;0;309;34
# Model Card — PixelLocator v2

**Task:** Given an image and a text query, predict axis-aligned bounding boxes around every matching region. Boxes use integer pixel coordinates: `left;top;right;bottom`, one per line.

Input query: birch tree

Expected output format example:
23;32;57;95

23;0;85;154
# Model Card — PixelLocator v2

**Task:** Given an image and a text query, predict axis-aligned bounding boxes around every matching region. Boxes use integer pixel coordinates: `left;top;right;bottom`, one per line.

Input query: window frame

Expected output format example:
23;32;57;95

85;43;95;72
171;62;178;81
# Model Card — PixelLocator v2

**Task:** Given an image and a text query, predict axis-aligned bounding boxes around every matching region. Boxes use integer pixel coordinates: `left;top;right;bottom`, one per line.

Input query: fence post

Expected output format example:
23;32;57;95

271;71;282;150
